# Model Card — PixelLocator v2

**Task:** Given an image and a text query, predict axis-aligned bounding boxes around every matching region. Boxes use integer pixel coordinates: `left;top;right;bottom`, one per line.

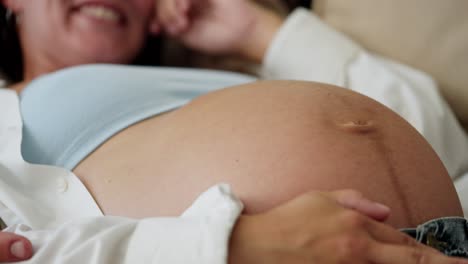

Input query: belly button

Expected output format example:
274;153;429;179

339;120;376;134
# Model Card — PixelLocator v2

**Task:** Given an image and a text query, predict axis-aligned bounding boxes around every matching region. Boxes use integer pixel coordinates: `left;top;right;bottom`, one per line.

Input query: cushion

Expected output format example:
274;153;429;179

314;0;468;129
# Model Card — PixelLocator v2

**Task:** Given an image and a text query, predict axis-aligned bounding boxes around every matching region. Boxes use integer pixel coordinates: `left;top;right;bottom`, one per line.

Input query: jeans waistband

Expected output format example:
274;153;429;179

401;217;468;258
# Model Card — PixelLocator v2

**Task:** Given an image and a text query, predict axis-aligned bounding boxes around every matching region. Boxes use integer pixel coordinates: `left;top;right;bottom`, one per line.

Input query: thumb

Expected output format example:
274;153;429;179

327;190;391;222
0;232;33;262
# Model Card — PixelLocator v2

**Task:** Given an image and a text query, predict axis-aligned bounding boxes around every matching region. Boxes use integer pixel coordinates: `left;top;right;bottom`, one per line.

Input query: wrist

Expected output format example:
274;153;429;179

228;215;252;264
228;215;267;264
228;213;282;264
238;5;284;64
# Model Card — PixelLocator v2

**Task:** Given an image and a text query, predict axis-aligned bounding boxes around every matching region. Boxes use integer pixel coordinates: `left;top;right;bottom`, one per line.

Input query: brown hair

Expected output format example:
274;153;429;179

284;0;312;10
0;5;23;83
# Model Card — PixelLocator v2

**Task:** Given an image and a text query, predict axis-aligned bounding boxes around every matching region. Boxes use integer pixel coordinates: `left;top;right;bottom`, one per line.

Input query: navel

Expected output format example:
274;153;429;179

338;120;376;134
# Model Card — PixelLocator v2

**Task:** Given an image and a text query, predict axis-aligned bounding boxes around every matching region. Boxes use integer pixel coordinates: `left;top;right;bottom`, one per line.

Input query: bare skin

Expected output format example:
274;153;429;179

74;80;462;228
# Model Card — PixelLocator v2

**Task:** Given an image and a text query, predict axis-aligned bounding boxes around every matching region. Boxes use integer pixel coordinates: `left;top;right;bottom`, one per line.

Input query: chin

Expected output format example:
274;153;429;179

91;53;136;64
69;36;142;65
74;47;139;65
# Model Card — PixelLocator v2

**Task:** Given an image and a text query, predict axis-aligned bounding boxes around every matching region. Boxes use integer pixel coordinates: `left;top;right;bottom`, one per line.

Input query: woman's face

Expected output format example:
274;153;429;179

7;0;156;71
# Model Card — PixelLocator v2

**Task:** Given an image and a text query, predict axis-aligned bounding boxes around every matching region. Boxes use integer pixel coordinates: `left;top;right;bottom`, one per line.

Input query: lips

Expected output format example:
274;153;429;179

72;1;126;25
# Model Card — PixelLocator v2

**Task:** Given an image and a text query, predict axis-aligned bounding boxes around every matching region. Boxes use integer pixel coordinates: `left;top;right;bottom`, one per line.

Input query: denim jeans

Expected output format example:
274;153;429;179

401;217;468;258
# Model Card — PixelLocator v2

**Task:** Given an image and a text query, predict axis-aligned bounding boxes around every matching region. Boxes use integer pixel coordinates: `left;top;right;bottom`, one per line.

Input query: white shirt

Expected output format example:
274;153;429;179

1;8;468;263
1;88;243;263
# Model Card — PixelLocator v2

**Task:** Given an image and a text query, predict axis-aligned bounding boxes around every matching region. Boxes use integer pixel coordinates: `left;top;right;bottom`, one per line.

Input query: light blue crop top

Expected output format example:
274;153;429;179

20;64;256;170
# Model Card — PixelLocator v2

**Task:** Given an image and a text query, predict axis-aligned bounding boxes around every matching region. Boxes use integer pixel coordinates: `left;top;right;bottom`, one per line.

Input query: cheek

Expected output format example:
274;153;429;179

20;6;62;45
134;0;155;18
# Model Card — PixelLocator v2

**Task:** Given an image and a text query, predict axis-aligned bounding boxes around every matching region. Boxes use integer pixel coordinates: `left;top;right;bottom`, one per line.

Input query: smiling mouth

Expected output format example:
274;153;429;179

75;4;125;24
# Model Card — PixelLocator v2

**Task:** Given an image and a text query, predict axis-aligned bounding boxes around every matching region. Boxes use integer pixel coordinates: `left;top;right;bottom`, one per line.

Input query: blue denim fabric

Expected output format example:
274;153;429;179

401;217;468;258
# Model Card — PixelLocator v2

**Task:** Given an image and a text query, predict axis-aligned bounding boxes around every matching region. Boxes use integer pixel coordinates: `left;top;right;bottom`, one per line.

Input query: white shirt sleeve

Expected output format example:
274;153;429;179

2;184;243;264
259;8;468;179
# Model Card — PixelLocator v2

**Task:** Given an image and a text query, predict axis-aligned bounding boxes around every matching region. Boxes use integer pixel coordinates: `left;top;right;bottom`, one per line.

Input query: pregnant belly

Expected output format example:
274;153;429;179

73;81;462;228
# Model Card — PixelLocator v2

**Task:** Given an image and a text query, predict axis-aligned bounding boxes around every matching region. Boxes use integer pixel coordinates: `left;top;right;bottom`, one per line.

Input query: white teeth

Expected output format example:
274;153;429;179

79;5;121;22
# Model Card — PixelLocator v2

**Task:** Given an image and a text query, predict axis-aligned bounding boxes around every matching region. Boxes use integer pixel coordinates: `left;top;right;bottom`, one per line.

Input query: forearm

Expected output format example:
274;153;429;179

3;185;243;264
237;4;284;64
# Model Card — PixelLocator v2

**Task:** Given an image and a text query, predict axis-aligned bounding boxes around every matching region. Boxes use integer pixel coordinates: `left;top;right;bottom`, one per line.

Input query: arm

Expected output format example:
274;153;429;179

4;186;464;264
0;183;393;264
2;185;243;264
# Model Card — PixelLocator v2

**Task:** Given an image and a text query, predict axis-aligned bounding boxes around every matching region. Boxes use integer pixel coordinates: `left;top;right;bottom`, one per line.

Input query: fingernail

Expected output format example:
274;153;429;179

374;202;390;212
10;241;27;259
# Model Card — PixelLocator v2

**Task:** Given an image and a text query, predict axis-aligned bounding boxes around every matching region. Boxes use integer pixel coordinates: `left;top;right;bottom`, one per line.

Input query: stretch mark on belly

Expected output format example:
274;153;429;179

339;119;413;226
373;131;414;226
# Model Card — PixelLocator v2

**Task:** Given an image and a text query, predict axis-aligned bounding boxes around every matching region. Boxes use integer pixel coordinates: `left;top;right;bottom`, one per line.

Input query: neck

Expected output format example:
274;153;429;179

14;47;68;94
10;58;60;94
22;51;65;84
10;82;28;94
19;28;68;90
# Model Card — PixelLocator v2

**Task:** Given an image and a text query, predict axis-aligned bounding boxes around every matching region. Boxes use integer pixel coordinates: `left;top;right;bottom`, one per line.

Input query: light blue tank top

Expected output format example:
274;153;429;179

20;64;256;170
